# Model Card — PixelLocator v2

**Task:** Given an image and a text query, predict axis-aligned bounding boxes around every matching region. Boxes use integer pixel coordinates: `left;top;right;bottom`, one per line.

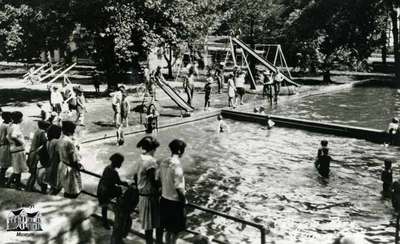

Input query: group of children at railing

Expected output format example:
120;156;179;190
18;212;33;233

98;136;189;244
0;109;83;197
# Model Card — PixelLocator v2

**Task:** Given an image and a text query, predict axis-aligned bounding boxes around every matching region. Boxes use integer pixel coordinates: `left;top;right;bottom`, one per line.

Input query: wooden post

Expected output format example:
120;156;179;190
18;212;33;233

242;51;256;89
229;37;237;67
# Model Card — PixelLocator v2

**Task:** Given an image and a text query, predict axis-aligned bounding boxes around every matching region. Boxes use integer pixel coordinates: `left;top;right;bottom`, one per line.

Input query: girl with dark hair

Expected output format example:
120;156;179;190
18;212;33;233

97;153;127;229
6;111;27;189
26;120;50;191
159;139;187;244
58;121;82;198
0;112;12;186
134;136;162;244
45;124;62;194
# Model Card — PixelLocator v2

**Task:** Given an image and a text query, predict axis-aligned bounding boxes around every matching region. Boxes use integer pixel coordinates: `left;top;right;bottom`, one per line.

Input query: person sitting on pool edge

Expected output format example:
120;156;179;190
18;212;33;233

315;147;331;178
381;159;393;197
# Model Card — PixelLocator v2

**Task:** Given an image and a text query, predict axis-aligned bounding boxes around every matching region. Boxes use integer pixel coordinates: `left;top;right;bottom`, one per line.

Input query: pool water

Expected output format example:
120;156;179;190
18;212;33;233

81;116;400;243
270;86;400;130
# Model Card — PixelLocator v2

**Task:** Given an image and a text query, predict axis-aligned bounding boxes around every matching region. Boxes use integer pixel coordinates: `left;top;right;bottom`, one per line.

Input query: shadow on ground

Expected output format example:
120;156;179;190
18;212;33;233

0;88;49;107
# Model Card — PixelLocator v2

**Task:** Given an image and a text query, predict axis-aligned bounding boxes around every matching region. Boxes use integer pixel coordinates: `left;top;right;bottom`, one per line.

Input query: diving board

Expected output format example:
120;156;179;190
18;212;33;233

155;78;194;112
231;37;300;87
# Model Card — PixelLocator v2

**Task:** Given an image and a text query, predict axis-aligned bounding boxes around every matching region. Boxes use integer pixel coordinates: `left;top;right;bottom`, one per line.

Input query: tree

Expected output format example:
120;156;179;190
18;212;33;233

289;0;383;82
0;4;44;61
383;0;400;80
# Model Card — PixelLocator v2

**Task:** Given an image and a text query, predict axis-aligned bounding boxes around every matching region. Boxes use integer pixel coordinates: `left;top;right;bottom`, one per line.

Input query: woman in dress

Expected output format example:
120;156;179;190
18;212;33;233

134;136;162;244
6;111;27;189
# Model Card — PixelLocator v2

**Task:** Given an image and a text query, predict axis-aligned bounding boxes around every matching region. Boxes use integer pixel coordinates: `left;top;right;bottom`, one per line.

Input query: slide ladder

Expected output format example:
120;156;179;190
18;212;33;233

155;79;194;112
231;37;300;87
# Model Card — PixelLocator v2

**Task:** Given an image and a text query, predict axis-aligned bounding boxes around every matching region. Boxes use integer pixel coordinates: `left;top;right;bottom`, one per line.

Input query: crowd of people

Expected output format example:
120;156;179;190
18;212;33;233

0;109;83;197
48;80;87;126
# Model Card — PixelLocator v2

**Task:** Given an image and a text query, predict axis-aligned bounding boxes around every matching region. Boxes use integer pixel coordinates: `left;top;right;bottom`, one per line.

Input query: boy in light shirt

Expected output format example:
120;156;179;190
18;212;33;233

158;139;187;244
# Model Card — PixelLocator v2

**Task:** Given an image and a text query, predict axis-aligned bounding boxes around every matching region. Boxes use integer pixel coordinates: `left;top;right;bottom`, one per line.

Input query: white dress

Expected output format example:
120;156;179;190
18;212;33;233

7;124;27;174
228;78;236;98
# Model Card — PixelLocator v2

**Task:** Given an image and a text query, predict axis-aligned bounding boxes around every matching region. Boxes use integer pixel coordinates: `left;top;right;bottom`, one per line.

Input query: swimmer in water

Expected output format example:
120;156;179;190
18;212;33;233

392;181;400;211
317;140;329;159
217;115;229;133
386;117;399;145
381;159;393;197
315;147;331;178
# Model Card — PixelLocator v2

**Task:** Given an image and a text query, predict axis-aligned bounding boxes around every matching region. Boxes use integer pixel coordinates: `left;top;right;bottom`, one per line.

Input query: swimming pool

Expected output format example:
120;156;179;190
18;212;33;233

81;113;399;243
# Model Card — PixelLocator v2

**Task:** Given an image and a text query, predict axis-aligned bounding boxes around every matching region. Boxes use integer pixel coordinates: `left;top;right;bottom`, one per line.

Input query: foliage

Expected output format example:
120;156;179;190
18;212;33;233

0;4;42;61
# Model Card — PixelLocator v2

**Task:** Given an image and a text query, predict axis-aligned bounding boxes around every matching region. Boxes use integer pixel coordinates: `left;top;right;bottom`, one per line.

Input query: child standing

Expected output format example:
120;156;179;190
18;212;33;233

204;77;212;110
97;153;127;229
381;160;393;197
26;120;50;191
50;86;63;115
227;73;236;108
75;87;86;126
0;112;11;186
58;121;82;198
235;70;246;105
159;139;187;244
315;147;331;178
134;136;162;244
121;93;130;127
6;111;27;190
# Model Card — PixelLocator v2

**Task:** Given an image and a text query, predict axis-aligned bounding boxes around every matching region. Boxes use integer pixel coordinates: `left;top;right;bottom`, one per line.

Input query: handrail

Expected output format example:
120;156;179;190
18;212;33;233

78;167;266;244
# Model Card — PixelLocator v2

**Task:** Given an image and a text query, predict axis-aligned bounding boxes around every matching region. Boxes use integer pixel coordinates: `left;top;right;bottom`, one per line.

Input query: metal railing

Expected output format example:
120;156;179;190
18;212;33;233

78;168;266;244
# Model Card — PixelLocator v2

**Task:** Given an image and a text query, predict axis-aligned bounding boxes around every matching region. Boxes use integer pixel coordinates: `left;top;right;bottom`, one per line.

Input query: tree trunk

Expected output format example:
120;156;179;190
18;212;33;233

390;9;400;81
168;47;173;78
163;46;174;79
323;69;331;83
